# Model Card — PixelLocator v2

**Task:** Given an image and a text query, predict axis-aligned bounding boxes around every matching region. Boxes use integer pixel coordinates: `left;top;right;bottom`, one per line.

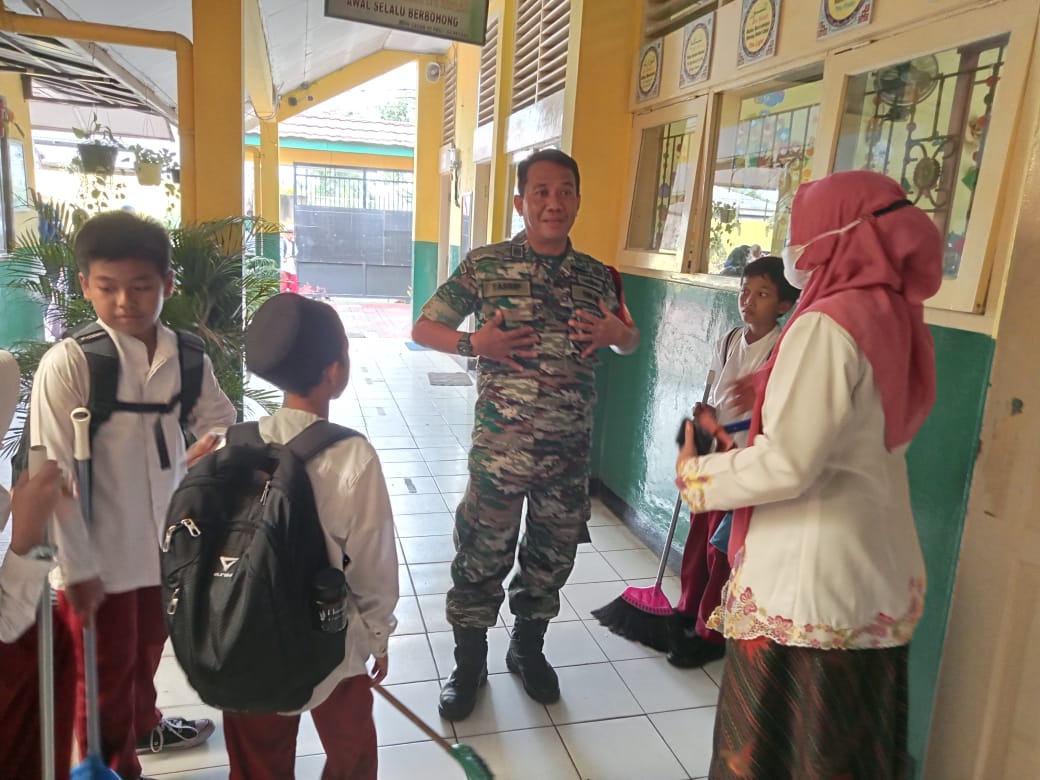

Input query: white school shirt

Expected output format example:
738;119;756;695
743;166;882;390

677;312;926;650
257;408;399;712
0;351;55;642
30;321;236;594
707;325;780;448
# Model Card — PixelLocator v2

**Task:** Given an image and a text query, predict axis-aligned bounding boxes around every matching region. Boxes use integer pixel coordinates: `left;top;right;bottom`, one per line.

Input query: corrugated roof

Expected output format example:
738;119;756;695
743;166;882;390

276;115;415;148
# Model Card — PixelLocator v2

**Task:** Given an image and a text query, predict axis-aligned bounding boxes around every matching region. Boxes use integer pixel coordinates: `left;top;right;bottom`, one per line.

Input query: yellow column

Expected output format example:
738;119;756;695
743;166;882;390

192;0;244;222
488;0;516;243
562;0;641;261
412;57;445;321
448;42;481;273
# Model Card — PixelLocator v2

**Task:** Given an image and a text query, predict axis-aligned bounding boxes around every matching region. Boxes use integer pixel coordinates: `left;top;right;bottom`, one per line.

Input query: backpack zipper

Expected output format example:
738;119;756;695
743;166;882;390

162;516;202;552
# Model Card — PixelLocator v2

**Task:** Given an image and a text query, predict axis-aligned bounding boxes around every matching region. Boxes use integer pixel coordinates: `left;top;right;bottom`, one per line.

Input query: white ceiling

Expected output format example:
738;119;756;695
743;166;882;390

7;0;449;123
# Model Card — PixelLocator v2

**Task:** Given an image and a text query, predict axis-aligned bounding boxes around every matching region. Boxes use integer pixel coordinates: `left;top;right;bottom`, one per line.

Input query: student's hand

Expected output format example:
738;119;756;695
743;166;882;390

731;375;757;415
677;421;697;472
185;432;225;468
471;309;538;372
8;461;63;556
65;577;105;618
569;300;630;358
692;403;720;437
370;654;389;685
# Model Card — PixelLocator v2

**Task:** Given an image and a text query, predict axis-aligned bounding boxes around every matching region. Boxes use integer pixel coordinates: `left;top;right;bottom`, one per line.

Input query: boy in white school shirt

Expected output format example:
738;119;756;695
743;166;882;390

669;256;799;668
0;349;76;780
222;292;398;780
29;211;236;779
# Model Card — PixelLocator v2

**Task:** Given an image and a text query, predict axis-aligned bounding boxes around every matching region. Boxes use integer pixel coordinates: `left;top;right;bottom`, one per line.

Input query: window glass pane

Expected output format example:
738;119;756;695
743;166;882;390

626;117;698;253
834;36;1008;279
706;73;823;275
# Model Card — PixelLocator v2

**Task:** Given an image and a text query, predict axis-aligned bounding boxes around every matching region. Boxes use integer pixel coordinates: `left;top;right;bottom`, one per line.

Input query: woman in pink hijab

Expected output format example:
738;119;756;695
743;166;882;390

676;170;943;779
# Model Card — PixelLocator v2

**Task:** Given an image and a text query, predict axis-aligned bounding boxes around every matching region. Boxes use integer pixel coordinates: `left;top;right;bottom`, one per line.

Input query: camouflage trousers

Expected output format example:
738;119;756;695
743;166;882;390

446;444;591;628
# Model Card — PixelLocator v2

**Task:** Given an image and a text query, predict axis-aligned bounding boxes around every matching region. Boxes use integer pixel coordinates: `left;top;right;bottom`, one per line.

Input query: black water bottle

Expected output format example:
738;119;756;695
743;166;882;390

313;568;348;633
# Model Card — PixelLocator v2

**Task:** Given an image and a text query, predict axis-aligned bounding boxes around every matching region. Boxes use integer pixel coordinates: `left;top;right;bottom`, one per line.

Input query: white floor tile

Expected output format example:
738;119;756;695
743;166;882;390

390;493;449;515
566;550;623;584
546;663;642;725
589;523;646;551
420;444;470;461
417;593;452;634
588;500;624;526
400;534;457;564
375;739;465;779
373;680;454;745
384;476;440;495
651;707;717;778
613;657;720;712
433;473;470;493
463;727;580;780
393;596;426;635
452;672;553;737
442;491;465;509
408;562;455;595
376;448;424;463
394;512;456;538
703;657;726;688
379;460;432;479
543;620;608;667
601;548;665;579
557;716;688;780
425;459;470;476
382;634;439;685
153;655;203;709
398;565;415;597
369;436;417;450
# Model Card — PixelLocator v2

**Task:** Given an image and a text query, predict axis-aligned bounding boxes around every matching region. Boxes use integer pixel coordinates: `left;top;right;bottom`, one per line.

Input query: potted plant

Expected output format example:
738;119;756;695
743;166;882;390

1;194;283;454
128;145;174;186
72;113;120;174
168;161;181;184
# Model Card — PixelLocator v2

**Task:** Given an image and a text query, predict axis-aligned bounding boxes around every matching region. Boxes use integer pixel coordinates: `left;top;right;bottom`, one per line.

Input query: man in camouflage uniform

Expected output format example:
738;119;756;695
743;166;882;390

412;149;640;720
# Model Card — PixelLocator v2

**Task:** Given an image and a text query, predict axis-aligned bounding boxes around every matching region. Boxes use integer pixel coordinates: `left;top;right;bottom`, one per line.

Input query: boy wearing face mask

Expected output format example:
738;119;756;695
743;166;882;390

668;256;799;667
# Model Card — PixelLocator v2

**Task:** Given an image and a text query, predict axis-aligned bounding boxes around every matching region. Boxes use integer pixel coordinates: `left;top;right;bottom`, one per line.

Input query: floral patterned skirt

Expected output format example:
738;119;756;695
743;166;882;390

710;637;909;780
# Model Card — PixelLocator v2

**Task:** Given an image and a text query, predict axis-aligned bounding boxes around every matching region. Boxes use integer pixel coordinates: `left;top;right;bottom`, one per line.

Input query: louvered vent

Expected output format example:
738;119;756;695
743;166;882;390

477;17;498;126
511;0;570;114
442;61;457;146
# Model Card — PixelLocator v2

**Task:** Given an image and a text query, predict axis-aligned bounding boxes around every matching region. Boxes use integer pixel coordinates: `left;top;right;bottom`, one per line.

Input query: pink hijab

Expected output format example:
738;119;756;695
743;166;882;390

728;170;944;561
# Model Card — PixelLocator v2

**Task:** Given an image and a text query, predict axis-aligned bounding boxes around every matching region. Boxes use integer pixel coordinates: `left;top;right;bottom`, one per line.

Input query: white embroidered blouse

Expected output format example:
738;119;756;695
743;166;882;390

676;312;926;650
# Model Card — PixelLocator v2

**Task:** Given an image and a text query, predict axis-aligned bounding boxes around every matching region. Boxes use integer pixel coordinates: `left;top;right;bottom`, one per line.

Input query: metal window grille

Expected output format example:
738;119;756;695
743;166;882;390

643;0;717;41
511;0;570;114
477;17;498;127
293;165;415;213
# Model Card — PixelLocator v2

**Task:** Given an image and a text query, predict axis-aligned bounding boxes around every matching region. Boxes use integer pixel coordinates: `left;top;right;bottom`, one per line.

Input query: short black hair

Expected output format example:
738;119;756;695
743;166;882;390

516;149;581;196
742;255;800;304
73;210;172;276
245;293;348;396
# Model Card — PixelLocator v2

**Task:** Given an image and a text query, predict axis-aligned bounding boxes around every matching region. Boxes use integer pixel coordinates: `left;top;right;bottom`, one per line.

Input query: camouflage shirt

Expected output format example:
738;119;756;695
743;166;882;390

422;234;621;451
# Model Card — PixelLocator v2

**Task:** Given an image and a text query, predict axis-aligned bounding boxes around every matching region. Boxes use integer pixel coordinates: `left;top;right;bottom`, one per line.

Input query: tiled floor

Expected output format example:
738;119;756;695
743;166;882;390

38;334;721;779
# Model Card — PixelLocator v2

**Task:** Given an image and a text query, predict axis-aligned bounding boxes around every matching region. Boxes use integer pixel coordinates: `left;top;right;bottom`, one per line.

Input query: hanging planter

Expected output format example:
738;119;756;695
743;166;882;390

77;143;118;174
135;161;162;186
169;165;181;184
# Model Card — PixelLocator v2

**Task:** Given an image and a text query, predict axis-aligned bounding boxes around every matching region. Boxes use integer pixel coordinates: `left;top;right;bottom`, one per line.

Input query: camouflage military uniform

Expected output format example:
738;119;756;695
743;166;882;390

422;234;621;629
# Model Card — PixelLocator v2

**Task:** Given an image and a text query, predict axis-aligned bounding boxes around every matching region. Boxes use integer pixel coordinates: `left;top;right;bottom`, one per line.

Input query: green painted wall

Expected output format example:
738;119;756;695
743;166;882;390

592;272;993;773
449;245;461;275
411;240;439;323
0;260;44;349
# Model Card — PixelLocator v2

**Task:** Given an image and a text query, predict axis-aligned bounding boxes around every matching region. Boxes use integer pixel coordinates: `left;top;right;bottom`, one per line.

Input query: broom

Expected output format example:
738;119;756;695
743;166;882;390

590;371;716;652
374;684;494;780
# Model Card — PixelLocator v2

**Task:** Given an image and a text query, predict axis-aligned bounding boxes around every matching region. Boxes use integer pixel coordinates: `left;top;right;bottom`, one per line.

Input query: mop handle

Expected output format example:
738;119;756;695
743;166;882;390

71;407;103;756
374;684;458;759
30;446;56;780
654;369;716;587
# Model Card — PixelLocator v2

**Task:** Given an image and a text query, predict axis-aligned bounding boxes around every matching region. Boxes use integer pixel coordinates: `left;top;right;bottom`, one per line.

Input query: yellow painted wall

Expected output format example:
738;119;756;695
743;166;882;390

446;41;481;257
270;147;413;171
0;72;37;240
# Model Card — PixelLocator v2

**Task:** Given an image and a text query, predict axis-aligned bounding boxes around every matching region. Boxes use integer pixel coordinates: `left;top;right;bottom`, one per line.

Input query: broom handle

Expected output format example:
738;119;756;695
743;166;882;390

654;369;716;587
374;684;458;759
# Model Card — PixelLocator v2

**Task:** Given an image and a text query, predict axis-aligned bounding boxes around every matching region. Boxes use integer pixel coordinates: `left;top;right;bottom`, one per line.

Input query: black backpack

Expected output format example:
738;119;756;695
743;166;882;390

13;321;205;477
160;419;361;713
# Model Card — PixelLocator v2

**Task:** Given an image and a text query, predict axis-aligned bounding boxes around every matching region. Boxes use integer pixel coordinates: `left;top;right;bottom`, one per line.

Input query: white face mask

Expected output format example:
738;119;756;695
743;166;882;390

781;199;913;289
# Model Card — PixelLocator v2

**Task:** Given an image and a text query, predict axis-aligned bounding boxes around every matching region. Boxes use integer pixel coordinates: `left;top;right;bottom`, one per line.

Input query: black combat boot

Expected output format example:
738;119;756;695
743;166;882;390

438;627;488;721
505;618;560;704
667;612;727;669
